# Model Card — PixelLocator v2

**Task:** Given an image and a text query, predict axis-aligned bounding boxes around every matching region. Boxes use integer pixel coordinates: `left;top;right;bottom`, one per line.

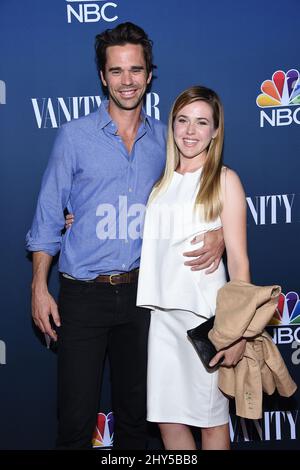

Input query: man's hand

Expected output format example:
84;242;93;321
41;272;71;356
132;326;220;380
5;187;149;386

209;338;247;368
32;285;61;341
183;228;225;274
31;251;60;342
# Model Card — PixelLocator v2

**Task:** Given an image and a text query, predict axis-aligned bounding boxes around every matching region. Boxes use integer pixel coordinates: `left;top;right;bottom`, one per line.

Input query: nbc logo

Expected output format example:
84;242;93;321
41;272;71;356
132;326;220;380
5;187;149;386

270;292;300;326
92;412;114;448
66;0;118;24
269;292;300;345
256;69;300;127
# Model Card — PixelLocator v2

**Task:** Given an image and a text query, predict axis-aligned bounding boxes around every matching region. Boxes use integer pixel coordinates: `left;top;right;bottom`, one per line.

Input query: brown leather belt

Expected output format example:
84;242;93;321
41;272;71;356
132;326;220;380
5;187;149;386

93;268;139;285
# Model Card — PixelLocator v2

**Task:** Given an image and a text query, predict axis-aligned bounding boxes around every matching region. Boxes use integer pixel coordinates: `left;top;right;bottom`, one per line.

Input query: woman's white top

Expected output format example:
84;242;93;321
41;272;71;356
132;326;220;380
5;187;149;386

136;168;227;318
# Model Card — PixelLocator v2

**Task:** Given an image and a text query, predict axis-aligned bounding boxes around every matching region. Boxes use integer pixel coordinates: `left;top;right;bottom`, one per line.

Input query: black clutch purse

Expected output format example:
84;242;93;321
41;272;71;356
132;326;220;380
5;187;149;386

187;316;221;369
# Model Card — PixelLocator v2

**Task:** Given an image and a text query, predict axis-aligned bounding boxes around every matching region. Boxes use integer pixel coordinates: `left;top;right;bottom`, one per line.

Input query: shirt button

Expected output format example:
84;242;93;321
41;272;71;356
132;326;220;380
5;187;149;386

128;188;132;192
122;264;125;268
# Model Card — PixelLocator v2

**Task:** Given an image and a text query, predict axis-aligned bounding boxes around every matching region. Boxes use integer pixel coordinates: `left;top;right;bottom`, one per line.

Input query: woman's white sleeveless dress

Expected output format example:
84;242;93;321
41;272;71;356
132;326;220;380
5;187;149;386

137;168;229;427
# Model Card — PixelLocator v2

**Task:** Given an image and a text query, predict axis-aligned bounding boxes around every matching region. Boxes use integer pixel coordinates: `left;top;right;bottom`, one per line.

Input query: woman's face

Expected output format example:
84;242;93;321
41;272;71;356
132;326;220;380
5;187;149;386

173;100;218;163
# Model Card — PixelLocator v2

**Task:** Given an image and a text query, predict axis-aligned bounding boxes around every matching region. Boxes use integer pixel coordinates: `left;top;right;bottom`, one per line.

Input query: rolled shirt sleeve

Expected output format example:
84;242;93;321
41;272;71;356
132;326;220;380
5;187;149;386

26;126;74;256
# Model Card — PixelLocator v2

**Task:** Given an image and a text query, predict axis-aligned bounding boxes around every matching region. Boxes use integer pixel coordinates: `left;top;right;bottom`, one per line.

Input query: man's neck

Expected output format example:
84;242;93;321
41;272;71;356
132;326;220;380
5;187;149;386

108;100;143;136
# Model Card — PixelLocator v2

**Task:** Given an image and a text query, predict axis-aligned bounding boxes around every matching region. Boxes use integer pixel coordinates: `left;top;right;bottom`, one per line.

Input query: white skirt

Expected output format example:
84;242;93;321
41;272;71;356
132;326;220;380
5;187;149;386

147;308;229;427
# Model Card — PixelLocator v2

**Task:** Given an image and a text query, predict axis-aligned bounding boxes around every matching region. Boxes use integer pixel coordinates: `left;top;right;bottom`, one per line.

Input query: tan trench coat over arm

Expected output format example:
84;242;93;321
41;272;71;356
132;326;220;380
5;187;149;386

208;280;297;419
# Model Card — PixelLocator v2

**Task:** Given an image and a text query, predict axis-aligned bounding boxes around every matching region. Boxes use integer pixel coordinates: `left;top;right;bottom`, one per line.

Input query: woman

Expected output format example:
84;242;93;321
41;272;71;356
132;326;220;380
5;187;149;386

136;86;249;450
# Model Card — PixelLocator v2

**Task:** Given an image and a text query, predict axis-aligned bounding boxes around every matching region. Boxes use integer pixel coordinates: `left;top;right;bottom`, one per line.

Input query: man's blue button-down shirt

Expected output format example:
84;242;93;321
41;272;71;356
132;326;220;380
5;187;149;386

26;101;166;279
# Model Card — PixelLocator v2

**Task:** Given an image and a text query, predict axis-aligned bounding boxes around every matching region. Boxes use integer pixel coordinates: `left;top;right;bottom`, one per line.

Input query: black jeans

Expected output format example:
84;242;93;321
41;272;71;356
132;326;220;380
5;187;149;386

56;276;150;450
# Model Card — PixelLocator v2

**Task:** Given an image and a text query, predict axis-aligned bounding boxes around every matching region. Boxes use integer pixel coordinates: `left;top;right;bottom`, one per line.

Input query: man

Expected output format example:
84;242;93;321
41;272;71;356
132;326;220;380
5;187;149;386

26;22;224;449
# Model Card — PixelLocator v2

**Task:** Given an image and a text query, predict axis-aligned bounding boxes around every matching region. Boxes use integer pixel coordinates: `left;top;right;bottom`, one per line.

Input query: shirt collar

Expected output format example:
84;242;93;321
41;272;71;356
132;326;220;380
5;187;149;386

140;107;153;131
97;100;113;129
96;99;153;132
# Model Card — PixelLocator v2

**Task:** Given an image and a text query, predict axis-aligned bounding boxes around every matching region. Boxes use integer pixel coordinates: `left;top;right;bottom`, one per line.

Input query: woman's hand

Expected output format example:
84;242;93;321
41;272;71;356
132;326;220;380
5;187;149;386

65;213;74;229
209;338;247;368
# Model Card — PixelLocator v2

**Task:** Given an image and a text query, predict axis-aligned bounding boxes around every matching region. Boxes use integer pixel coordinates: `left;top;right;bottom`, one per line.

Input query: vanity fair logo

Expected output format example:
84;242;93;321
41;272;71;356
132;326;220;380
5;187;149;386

0;80;6;104
230;410;299;442
0;340;6;365
31;92;160;128
66;0;118;24
246;193;295;225
257;69;300;127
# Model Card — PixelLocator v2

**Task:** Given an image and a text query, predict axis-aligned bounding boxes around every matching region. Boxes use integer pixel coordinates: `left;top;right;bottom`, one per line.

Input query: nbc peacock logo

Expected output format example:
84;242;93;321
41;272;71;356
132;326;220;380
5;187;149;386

92;412;114;448
269;292;300;326
257;69;300;127
257;69;300;108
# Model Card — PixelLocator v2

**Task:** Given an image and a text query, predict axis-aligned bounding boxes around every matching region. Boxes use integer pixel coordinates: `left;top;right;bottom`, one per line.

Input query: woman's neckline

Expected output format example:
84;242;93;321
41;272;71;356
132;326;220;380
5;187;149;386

174;167;203;176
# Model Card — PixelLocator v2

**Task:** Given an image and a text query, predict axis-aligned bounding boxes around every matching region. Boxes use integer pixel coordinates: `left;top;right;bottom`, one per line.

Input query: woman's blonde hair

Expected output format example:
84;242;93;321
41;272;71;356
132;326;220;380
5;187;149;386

149;85;224;221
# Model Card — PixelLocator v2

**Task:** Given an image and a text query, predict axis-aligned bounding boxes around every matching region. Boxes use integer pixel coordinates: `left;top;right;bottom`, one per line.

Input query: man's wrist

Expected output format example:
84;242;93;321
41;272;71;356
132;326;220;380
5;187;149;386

31;278;48;293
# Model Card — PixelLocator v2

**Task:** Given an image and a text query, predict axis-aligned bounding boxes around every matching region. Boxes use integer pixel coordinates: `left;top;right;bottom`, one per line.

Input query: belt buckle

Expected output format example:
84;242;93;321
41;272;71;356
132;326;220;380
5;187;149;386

109;274;120;285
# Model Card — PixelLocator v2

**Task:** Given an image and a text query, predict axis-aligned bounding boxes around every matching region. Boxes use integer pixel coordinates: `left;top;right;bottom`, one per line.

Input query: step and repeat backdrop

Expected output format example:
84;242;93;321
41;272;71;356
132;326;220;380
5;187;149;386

0;0;299;450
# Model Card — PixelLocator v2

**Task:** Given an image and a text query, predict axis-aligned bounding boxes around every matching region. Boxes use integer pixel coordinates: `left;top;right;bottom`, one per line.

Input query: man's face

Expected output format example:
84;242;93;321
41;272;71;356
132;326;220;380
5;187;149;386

100;43;152;111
